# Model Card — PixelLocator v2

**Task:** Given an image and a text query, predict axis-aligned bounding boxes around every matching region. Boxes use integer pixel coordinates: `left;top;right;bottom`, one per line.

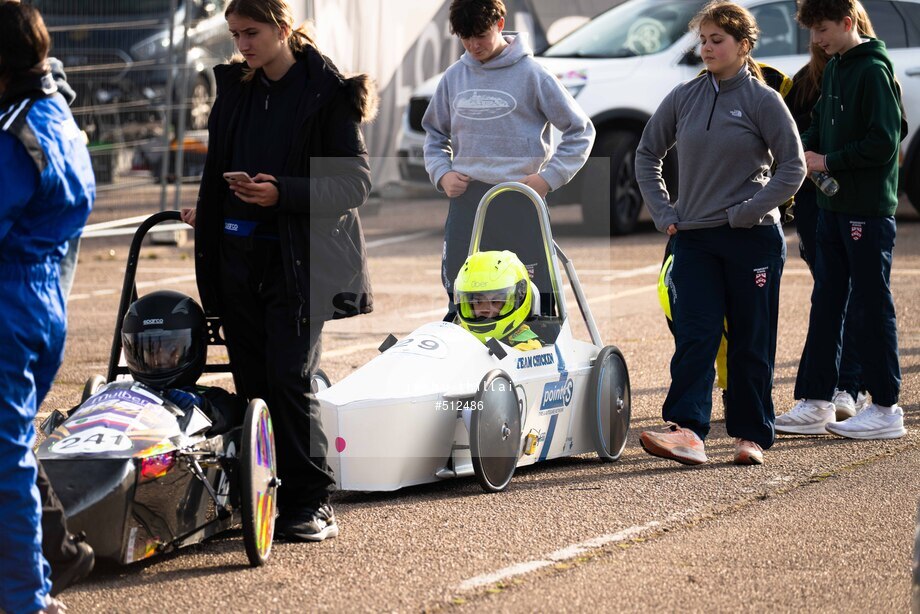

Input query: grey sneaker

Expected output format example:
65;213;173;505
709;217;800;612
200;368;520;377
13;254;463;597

825;404;906;440
275;503;339;542
775;399;835;435
832;390;868;420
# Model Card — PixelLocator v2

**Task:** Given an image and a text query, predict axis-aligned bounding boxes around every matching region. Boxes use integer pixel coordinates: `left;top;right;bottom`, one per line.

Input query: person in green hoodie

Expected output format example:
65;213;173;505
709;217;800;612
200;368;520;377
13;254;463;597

776;0;905;440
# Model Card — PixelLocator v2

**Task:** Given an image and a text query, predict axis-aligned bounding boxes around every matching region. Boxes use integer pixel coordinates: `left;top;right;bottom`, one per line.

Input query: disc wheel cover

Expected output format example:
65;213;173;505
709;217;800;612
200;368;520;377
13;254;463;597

591;346;631;461
471;370;522;493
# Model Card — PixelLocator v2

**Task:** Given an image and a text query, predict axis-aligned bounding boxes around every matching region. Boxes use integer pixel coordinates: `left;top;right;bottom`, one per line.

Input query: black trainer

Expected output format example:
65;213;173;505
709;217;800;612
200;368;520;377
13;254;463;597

274;503;339;542
50;538;94;596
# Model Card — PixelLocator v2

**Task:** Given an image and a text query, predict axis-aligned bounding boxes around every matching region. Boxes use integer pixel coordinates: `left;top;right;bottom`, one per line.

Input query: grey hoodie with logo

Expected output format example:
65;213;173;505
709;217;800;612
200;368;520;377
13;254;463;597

636;67;805;232
422;34;595;191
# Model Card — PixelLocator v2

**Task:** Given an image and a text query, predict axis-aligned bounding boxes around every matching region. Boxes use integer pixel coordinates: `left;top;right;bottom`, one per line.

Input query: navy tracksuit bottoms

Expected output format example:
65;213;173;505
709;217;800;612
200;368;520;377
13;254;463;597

794;210;900;406
793;188;862;398
664;224;785;449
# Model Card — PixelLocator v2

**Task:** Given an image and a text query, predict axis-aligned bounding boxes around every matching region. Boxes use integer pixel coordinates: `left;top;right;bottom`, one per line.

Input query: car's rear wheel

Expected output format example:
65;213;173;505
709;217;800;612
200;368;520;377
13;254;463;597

240;398;278;567
311;369;331;394
81;374;108;403
470;370;521;493
906;148;920;215
581;130;644;235
588;346;631;461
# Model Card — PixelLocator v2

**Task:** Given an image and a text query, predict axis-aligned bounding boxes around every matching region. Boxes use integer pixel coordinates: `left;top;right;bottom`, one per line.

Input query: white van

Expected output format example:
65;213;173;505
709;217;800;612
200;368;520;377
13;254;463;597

397;0;920;234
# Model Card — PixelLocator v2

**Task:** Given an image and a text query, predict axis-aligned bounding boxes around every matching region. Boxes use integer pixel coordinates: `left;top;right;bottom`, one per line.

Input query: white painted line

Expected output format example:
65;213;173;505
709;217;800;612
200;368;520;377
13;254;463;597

83;214;162;233
455;518;665;591
408;307;448;319
458;561;552;591
602;263;661;281
68;274;197;302
589;284;657;303
322;341;382;358
81;216;430;245
365;230;433;249
82;223;190;239
135;274;197;288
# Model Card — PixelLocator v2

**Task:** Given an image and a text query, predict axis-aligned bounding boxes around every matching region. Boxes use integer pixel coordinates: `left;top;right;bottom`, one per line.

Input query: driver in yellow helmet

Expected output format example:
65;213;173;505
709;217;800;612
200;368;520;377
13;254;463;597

454;250;542;351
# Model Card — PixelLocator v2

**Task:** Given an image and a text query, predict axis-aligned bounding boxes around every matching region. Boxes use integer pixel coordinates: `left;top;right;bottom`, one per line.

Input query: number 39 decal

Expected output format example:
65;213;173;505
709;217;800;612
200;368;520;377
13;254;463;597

50;426;134;455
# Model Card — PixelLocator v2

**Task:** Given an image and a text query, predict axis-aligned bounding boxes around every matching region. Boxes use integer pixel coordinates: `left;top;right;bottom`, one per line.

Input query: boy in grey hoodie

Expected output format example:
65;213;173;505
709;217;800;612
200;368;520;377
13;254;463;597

422;0;594;313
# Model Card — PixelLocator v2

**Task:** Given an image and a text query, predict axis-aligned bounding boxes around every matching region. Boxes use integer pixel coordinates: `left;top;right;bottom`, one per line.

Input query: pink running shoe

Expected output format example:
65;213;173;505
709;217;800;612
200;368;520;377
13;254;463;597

733;439;764;465
639;425;707;465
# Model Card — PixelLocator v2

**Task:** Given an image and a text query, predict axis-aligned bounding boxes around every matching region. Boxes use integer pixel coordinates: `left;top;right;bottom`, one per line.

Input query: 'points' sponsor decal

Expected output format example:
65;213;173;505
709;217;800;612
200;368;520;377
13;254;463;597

539;373;574;414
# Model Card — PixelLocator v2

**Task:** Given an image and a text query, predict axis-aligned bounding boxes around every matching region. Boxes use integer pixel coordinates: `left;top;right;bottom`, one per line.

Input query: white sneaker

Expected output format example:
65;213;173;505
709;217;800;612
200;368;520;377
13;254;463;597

832;390;868;420
775;399;835;435
825;404;906;440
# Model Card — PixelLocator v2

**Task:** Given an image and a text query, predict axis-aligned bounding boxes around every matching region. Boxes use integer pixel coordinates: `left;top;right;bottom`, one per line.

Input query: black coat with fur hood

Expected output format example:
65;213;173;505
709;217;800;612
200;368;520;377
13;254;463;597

194;45;377;327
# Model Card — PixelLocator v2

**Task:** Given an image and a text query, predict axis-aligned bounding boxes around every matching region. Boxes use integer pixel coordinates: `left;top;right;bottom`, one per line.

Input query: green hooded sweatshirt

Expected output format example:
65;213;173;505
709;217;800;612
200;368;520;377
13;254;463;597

800;38;901;216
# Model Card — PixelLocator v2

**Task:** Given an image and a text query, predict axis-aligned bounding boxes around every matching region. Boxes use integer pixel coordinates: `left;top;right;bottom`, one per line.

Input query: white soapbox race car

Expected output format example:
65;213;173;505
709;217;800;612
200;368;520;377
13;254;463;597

317;183;631;492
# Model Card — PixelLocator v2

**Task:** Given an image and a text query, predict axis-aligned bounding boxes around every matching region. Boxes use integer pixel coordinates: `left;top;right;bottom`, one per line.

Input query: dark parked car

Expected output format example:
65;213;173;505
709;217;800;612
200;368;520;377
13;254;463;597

28;0;235;181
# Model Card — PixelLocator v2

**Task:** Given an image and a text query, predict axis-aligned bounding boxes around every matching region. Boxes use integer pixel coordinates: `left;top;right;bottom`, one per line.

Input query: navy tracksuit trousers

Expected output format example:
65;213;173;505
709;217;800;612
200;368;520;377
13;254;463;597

793;188;862;398
794;210;900;406
664;224;785;449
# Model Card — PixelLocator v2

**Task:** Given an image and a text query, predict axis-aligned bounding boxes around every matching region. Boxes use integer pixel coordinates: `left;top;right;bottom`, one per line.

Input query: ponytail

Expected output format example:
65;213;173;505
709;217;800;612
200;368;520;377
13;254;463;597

288;23;318;55
746;56;765;84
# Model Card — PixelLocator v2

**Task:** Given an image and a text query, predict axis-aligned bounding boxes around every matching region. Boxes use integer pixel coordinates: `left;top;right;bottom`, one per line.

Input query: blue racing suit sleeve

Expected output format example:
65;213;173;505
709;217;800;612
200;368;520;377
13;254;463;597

0;134;40;245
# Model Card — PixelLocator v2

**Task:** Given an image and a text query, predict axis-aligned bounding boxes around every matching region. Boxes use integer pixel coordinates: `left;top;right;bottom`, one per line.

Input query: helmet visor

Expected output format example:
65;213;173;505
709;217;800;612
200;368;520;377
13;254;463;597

122;328;195;377
456;286;520;323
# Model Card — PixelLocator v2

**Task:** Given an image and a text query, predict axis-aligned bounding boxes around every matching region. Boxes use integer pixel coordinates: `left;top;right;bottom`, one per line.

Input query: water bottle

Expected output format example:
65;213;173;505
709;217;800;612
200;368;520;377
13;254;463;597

809;171;840;197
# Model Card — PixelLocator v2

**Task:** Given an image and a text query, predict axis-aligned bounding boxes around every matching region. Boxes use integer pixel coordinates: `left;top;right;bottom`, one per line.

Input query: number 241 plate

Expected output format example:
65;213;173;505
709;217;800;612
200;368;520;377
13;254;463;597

50;426;134;455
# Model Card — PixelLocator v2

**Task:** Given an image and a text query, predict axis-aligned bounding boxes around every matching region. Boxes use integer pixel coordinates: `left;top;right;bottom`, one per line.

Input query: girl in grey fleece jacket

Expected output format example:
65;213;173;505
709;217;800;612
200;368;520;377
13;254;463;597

634;1;805;468
635;65;805;231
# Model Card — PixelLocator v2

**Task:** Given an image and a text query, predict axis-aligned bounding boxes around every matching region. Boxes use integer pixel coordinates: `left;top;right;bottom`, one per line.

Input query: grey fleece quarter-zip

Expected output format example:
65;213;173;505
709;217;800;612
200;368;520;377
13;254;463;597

636;67;805;232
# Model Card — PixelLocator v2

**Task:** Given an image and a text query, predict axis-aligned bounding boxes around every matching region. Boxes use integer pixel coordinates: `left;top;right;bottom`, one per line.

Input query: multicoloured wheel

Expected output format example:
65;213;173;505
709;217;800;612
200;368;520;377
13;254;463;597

240;398;278;566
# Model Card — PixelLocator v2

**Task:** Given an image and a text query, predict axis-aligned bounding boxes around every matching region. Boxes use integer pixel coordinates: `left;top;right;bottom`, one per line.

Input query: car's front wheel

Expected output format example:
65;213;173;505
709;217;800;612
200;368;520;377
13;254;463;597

581;129;644;235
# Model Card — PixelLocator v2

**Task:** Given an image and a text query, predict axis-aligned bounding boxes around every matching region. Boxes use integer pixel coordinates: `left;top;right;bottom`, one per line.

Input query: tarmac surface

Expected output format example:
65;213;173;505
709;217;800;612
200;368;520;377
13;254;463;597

40;186;920;612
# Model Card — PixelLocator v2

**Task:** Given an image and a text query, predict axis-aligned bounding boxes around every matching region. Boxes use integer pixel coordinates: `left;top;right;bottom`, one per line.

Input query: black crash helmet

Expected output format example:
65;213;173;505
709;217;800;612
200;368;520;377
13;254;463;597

121;290;207;389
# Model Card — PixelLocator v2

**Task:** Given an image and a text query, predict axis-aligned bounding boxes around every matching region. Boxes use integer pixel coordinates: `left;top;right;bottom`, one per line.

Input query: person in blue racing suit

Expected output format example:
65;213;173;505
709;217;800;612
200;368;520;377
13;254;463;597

0;3;95;613
35;56;96;601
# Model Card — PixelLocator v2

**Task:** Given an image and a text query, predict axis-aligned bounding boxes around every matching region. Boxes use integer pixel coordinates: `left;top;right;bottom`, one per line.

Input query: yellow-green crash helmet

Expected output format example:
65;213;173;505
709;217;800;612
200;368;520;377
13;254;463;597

454;250;532;344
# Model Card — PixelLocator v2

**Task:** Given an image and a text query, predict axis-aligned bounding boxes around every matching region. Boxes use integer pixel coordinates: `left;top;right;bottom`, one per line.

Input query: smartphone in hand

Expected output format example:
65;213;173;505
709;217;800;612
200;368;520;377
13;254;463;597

223;171;254;184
